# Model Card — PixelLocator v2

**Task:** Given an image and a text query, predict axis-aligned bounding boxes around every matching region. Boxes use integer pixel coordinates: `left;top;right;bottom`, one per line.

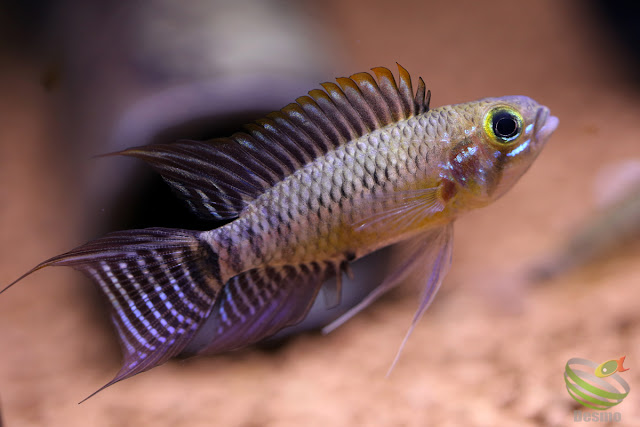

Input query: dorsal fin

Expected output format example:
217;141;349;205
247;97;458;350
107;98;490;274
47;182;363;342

118;64;431;221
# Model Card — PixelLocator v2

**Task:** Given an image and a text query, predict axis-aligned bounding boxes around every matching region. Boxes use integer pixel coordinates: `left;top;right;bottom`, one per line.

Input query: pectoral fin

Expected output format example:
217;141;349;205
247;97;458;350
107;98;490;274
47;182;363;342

352;180;456;235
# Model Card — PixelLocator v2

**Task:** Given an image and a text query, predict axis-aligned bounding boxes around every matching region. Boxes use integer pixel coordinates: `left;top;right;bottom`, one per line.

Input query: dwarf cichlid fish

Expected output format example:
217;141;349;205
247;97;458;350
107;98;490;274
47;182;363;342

3;65;558;398
594;356;629;378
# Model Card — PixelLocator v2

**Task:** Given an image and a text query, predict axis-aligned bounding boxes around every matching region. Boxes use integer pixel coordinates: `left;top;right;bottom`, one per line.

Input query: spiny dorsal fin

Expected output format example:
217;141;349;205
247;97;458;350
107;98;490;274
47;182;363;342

118;64;431;221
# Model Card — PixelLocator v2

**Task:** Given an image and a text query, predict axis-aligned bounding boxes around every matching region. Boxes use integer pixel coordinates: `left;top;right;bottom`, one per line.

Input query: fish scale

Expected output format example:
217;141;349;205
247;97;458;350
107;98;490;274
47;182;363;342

2;65;558;398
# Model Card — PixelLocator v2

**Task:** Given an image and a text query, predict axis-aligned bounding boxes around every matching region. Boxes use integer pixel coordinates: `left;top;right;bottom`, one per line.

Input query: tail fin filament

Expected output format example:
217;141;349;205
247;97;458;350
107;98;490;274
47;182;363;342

3;228;222;400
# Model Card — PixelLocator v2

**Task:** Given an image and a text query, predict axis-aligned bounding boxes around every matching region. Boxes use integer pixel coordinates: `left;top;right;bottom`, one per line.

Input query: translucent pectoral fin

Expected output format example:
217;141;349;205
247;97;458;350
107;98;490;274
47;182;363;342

322;223;454;336
352;187;446;234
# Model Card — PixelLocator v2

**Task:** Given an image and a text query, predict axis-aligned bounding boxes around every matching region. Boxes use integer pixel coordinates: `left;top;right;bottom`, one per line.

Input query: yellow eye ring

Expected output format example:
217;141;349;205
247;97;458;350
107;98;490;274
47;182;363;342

484;107;523;145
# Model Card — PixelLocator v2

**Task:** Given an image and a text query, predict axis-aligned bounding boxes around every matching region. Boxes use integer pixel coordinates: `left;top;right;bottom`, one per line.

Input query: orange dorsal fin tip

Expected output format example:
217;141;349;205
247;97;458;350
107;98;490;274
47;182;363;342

371;67;398;87
396;64;415;116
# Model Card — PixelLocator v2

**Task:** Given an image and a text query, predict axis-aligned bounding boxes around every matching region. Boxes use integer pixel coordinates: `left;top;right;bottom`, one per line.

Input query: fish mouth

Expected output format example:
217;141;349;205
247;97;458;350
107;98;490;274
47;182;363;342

533;107;559;142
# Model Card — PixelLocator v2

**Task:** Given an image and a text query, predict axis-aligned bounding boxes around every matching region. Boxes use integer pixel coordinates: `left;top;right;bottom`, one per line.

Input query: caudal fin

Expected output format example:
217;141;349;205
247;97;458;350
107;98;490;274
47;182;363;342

2;228;221;400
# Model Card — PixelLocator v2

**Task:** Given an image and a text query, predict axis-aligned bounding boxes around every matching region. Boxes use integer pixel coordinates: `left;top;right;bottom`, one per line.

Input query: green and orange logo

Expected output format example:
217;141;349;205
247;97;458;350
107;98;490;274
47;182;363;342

564;357;630;410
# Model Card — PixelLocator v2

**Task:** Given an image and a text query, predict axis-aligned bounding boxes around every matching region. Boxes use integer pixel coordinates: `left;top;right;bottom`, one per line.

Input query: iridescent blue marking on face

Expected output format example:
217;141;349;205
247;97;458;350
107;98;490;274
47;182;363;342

455;146;477;163
507;139;530;157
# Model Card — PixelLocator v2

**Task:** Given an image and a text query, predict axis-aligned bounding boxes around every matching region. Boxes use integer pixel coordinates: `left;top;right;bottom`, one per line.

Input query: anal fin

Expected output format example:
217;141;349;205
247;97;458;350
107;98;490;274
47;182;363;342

320;260;352;309
197;261;339;354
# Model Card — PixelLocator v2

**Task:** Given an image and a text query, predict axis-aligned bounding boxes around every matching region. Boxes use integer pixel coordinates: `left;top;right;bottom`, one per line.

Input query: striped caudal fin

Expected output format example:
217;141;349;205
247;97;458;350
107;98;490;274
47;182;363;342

3;228;221;399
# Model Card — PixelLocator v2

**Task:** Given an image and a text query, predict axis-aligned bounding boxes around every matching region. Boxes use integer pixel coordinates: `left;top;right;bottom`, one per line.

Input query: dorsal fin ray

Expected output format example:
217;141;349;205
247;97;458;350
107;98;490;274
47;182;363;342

371;67;404;122
319;82;369;136
396;63;415;117
296;95;348;149
350;72;394;126
336;76;381;131
270;106;323;160
308;88;359;141
116;65;431;221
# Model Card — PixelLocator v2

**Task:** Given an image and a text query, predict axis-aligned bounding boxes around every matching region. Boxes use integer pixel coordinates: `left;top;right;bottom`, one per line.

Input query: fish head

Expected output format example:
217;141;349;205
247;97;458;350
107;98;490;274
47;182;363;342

595;358;622;378
446;95;559;208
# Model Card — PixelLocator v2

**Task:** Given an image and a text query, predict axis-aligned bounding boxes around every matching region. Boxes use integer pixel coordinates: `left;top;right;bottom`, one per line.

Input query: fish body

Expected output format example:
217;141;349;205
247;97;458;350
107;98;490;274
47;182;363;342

3;65;558;396
206;95;554;274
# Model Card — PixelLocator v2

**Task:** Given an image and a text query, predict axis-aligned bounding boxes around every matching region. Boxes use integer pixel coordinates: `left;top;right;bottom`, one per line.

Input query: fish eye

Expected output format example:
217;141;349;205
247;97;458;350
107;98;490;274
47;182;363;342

484;107;523;144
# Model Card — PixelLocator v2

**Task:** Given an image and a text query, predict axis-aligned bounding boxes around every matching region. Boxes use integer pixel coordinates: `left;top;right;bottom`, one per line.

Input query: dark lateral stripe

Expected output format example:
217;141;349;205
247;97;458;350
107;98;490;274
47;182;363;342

118;65;431;222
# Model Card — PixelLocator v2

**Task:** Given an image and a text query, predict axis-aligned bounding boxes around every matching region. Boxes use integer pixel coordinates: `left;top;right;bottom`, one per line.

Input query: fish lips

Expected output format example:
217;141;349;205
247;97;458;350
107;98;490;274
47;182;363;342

533;107;559;143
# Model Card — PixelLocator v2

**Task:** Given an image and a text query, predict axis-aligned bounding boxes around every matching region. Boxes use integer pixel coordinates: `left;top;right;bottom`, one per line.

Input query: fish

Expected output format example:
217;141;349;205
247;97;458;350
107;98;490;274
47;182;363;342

595;356;629;378
2;64;559;398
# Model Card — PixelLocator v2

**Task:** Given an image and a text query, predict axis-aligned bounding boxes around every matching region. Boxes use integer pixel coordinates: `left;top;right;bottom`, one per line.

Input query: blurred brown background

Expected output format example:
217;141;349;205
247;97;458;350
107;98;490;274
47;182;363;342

1;0;639;425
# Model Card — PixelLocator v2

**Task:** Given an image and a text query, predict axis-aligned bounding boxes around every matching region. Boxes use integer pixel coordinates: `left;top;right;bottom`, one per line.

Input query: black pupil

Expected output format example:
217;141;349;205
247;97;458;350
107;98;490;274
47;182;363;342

493;112;519;140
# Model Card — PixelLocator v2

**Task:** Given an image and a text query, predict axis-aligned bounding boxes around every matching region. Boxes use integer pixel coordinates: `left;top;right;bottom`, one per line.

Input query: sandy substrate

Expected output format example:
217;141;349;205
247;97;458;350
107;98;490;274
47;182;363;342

1;0;639;425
